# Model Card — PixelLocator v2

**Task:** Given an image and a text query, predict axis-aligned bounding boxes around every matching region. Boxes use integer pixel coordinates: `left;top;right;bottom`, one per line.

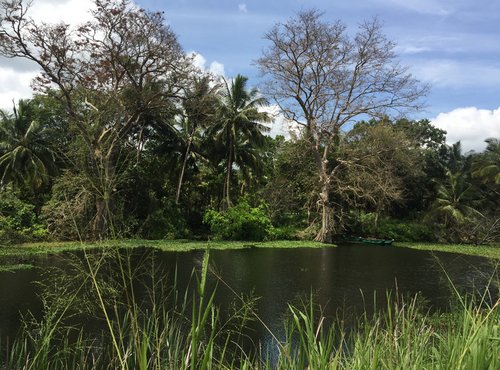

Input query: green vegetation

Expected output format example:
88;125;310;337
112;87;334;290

0;1;497;245
0;188;48;244
396;242;500;259
204;201;274;241
3;240;499;273
0;263;32;272
3;239;325;253
353;214;436;242
0;240;327;271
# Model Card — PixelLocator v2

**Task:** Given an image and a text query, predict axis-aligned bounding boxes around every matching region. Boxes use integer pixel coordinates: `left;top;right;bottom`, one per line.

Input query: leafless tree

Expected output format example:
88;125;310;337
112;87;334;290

257;10;428;242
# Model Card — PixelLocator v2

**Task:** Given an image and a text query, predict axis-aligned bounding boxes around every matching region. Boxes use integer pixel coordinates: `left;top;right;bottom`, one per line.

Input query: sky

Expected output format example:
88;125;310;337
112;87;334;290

1;0;499;152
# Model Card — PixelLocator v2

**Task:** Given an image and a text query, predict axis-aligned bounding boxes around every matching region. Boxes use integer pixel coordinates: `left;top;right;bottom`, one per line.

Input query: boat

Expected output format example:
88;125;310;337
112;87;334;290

344;236;394;245
358;237;394;245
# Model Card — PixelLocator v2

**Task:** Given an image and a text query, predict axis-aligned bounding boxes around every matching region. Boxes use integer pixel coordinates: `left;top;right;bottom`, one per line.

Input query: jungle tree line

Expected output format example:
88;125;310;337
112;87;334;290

0;0;498;244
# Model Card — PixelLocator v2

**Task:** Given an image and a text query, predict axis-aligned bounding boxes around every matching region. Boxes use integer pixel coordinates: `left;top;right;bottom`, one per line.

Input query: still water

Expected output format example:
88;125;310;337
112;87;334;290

0;244;497;347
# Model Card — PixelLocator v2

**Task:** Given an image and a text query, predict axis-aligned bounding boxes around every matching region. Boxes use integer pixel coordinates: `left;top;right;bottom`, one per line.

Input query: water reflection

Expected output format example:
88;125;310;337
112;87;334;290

0;244;497;350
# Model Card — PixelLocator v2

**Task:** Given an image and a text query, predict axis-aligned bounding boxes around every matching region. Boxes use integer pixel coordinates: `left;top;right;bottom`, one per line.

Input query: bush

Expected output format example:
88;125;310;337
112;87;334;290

41;171;94;240
138;202;189;240
354;212;436;242
203;201;274;241
268;225;301;240
0;189;48;244
375;220;435;242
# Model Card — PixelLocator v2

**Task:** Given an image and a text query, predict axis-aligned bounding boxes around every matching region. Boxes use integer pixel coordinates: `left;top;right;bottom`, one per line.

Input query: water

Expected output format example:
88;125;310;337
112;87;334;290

0;244;497;349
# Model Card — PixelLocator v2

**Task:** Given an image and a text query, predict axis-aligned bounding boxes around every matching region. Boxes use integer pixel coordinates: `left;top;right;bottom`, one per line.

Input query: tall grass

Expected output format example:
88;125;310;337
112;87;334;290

1;247;498;369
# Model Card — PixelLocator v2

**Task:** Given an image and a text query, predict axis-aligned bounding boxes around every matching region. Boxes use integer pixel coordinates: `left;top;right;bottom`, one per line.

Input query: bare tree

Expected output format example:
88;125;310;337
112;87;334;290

257;10;428;242
0;0;191;238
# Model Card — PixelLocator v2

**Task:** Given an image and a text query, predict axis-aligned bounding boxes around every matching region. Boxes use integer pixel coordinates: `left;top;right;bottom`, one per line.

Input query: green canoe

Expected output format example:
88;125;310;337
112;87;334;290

346;237;394;245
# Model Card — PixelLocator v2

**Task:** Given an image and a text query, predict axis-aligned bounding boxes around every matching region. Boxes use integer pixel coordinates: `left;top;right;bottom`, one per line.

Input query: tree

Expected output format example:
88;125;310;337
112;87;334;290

0;0;190;238
257;10;428;242
472;138;500;186
174;75;220;204
470;138;500;243
261;137;319;232
338;120;424;226
393;118;447;151
0;99;56;189
389;118;448;216
427;170;482;241
444;141;467;174
209;74;272;209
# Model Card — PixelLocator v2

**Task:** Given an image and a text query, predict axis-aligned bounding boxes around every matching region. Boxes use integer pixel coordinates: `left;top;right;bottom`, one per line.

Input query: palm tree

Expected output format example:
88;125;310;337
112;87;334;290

0;100;56;189
428;170;482;233
472;138;500;185
175;76;220;204
209;75;272;209
445;141;466;173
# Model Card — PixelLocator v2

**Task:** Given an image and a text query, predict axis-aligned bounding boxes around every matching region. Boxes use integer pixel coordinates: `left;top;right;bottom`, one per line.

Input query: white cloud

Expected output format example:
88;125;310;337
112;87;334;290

395;35;464;55
261;104;301;140
412;60;500;88
372;0;453;16
189;52;225;77
208;61;225;76
238;3;248;14
431;106;500;152
0;66;38;111
0;0;97;111
191;52;207;71
30;0;95;25
397;45;432;55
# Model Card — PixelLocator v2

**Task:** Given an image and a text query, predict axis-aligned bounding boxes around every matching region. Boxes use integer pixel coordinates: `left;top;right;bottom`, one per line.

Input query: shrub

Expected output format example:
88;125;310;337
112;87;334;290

41;171;94;240
203;201;273;241
0;189;48;244
353;212;435;242
375;219;435;242
138;204;189;240
268;225;301;240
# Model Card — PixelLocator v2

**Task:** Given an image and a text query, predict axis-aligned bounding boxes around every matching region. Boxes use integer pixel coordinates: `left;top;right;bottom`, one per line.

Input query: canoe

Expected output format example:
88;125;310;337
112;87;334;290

358;237;394;245
346;236;394;245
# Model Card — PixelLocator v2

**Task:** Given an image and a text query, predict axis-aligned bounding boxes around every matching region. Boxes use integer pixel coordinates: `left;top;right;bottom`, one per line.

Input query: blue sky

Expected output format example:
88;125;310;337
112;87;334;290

1;0;499;151
139;0;500;151
139;0;500;112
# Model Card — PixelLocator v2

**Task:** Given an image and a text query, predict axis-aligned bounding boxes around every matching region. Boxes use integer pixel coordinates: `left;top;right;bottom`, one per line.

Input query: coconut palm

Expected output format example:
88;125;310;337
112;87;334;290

444;141;466;173
472;137;500;185
175;76;220;204
209;75;272;209
428;170;482;230
0;100;56;189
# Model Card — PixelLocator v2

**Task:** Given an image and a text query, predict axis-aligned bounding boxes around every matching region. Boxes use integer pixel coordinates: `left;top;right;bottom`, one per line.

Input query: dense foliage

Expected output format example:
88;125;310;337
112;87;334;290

0;188;48;243
204;201;273;241
0;0;498;244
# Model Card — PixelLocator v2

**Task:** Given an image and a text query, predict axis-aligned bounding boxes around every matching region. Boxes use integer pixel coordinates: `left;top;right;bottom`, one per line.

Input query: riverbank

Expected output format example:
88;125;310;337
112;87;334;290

1;239;326;254
395;242;500;259
1;239;499;271
0;239;326;271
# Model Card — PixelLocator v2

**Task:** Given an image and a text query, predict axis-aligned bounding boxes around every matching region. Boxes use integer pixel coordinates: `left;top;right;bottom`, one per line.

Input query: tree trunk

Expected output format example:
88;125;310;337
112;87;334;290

310;131;334;243
91;150;116;240
314;179;333;243
222;143;233;210
175;137;192;205
92;197;106;240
